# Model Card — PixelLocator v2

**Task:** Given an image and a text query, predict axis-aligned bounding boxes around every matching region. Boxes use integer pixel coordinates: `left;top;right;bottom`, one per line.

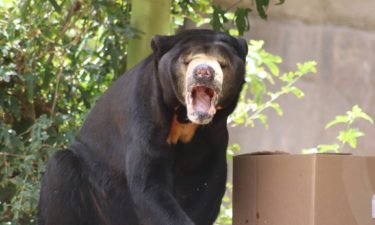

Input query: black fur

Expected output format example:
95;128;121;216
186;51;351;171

38;29;247;225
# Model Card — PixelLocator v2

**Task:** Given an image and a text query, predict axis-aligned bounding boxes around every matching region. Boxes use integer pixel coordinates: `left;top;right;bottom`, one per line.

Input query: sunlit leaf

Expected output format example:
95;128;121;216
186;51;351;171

317;144;340;153
266;61;279;76
257;114;268;128
302;148;318;154
351;105;374;124
297;61;317;75
325;115;349;129
250;78;266;104
337;128;364;148
270;103;283;116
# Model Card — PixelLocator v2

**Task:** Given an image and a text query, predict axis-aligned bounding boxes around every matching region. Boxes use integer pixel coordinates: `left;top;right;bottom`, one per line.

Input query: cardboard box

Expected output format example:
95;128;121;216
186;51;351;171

233;153;375;225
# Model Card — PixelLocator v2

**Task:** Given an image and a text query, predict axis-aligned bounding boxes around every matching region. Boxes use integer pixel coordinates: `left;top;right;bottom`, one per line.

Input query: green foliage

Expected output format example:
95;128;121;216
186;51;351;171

173;0;279;36
302;105;374;154
255;0;269;19
226;143;241;161
171;0;210;29
0;116;54;224
210;5;251;36
214;183;234;225
0;0;134;223
228;40;317;128
325;105;374;129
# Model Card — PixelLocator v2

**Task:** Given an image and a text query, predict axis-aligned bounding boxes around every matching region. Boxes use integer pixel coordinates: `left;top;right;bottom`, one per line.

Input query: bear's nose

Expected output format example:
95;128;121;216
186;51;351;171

193;64;215;82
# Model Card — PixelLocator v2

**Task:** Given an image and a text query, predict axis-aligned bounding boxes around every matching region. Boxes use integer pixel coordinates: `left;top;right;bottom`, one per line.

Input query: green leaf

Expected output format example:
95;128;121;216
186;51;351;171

255;0;268;20
211;5;228;32
257;114;268;128
290;87;304;98
281;86;291;93
325;115;349;129
270;103;283;116
245;118;255;127
280;72;295;83
337;128;364;148
234;8;251;35
317;144;340;153
325;105;373;129
258;114;267;123
227;144;241;160
276;0;285;5
297;61;317;75
351;105;374;124
250;78;266;104
264;60;280;76
211;5;222;31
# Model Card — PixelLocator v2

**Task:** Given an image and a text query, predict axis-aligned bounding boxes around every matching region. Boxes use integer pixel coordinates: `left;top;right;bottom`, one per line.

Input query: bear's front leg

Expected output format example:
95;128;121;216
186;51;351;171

126;138;195;225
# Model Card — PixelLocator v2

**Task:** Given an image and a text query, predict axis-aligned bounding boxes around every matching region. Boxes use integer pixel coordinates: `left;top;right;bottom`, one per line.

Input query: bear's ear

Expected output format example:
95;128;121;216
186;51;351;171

151;35;177;61
236;37;248;59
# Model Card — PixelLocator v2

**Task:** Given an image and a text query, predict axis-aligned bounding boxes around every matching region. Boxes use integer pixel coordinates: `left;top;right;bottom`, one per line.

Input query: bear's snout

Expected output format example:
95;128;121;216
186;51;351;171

193;64;215;82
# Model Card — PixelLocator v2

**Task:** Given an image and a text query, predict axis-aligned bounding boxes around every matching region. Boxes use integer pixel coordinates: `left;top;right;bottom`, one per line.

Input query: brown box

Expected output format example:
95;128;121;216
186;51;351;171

233;153;375;225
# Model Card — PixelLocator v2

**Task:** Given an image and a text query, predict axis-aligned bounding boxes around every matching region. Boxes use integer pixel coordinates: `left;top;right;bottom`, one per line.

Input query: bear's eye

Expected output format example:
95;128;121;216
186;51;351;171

183;60;191;66
219;62;228;69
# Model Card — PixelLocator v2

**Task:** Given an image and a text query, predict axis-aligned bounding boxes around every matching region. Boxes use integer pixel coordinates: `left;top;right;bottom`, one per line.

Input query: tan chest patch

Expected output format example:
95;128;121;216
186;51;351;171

166;114;199;145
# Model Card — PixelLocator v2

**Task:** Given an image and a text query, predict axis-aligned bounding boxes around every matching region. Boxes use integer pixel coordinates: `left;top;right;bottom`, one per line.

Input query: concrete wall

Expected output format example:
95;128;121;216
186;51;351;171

218;0;375;156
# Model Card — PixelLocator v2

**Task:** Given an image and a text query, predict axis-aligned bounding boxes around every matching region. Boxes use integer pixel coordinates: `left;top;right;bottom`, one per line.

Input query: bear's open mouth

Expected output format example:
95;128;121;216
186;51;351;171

192;86;215;112
186;85;218;124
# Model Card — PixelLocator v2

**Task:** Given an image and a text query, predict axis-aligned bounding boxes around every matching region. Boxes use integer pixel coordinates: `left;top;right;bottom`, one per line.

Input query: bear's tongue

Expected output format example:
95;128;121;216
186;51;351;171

192;86;213;113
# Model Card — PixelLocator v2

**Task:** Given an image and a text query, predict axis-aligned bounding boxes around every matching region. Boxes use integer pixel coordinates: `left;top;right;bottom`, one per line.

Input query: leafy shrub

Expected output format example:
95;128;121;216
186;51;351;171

1;0;134;223
302;105;374;154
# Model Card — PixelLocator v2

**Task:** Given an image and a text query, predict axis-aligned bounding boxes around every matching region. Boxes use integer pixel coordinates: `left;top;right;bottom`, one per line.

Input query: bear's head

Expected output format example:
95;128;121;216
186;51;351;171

152;29;247;124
